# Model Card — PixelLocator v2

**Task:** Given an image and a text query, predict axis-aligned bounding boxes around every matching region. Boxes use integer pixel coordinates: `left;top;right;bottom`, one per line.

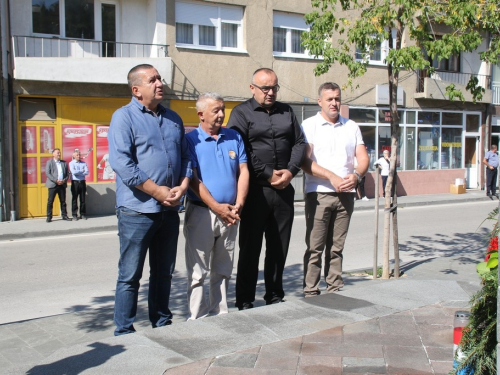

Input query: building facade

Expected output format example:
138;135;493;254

0;0;495;220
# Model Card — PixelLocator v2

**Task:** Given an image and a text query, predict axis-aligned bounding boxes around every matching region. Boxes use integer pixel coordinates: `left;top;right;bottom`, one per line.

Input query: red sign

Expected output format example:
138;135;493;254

40;127;55;154
62;125;94;182
96;125;115;181
22;157;37;184
22;127;37;154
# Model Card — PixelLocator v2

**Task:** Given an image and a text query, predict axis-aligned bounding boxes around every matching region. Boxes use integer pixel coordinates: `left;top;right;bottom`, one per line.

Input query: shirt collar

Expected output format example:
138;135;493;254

250;97;279;113
131;97;166;115
197;124;225;141
317;112;347;127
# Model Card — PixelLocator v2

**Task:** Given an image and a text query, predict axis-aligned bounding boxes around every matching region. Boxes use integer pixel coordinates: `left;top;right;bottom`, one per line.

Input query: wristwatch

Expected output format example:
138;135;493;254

354;171;363;185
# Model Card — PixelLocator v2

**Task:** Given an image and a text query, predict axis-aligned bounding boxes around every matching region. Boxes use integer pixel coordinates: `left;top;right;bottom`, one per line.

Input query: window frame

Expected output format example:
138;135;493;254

272;11;311;59
175;0;245;53
355;29;396;66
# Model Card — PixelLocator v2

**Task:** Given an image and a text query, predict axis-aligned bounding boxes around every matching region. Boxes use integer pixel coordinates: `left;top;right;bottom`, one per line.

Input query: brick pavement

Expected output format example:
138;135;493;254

164;303;459;375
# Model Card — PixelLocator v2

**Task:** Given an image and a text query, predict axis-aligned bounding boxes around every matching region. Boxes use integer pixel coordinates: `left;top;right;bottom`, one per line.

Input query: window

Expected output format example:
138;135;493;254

355;29;396;65
273;12;309;57
32;0;60;35
417;127;440;169
441;128;462;169
175;1;243;51
431;36;459;72
32;0;95;39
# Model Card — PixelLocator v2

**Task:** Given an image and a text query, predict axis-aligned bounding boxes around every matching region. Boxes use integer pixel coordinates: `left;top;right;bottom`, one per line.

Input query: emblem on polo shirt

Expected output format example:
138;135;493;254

228;150;236;159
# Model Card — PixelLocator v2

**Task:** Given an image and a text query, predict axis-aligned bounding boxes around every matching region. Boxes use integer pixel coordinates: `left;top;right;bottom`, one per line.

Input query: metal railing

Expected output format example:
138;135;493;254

416;69;491;93
13;35;169;58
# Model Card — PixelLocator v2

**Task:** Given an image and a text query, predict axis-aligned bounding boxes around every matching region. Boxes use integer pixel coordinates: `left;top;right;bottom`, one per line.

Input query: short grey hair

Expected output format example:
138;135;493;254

318;82;341;97
196;92;224;112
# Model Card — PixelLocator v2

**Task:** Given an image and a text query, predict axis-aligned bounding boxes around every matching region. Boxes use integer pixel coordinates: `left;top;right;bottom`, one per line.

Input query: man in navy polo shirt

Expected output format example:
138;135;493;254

484;144;499;197
184;92;249;320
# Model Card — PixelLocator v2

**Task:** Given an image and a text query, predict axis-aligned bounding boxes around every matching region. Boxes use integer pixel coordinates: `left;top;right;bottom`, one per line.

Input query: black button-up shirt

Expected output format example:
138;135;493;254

227;98;305;185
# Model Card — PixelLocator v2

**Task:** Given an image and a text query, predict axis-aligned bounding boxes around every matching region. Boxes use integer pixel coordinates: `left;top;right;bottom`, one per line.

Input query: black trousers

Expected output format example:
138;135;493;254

235;183;294;306
47;185;68;218
71;180;86;216
357;176;366;198
486;168;498;195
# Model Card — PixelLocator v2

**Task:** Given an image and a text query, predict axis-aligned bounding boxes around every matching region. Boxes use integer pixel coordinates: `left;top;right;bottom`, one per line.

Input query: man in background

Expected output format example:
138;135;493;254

45;148;72;222
69;150;89;220
483;144;499;197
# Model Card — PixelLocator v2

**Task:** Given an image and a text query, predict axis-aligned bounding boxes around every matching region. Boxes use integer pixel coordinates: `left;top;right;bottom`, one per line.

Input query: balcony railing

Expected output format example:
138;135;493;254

416;70;491;93
13;35;169;59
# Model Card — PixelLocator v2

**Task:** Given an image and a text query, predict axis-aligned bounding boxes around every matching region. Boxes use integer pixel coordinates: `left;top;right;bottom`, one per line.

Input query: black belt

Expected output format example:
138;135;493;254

188;199;208;208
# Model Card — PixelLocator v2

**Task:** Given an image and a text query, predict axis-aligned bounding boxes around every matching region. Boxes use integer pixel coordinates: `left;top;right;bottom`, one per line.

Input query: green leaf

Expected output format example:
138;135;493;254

486;257;498;269
477;261;490;275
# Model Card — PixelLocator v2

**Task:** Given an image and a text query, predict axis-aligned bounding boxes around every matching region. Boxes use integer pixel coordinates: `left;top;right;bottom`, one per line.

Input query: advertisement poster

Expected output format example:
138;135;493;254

22;157;37;184
40;127;55;154
96;125;115;182
40;157;52;183
22;126;37;154
62;125;94;182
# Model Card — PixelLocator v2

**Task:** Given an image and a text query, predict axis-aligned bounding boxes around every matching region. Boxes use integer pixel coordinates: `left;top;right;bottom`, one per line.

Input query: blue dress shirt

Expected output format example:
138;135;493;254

108;97;192;213
69;160;89;181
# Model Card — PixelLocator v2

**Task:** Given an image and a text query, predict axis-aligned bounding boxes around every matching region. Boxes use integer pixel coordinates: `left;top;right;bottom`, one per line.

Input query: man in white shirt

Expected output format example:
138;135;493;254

301;82;369;296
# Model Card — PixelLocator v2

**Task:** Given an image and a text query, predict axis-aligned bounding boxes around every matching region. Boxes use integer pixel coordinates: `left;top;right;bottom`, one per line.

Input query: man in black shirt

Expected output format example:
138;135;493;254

228;68;306;309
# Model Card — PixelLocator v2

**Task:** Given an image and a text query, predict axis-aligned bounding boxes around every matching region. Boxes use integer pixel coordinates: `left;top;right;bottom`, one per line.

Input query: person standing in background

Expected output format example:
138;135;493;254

374;149;390;197
69;150;89;220
45;148;72;222
483;144;499;197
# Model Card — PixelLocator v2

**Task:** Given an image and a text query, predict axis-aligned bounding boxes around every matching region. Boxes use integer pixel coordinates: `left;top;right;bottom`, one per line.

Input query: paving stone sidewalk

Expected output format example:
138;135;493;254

165;303;460;375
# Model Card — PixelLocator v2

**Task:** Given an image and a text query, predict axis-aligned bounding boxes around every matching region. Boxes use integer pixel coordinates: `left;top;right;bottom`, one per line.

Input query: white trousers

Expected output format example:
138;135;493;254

183;202;237;320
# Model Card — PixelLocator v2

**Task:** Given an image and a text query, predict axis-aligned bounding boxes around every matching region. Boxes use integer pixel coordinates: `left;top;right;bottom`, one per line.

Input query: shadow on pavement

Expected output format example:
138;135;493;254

26;342;124;375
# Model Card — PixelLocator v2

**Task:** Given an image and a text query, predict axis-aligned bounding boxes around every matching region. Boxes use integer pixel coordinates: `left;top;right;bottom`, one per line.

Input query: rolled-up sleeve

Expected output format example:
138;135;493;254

180;132;193;180
108;109;149;187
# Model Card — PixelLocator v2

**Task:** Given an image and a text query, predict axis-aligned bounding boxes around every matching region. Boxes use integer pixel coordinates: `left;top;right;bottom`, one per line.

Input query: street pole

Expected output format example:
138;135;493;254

373;167;380;279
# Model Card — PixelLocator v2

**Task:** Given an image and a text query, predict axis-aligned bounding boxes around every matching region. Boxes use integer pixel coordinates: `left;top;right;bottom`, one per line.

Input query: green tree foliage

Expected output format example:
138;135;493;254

302;0;493;278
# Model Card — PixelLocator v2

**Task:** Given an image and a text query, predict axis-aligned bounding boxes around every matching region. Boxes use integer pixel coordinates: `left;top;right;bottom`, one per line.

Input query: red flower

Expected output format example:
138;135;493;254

486;236;498;261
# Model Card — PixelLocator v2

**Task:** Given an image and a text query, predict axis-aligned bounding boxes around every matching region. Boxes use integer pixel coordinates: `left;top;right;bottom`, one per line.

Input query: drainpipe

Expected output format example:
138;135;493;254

6;0;15;221
0;0;5;221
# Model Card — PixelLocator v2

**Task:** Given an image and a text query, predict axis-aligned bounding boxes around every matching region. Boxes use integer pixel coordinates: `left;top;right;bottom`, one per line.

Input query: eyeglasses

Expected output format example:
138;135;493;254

252;84;280;94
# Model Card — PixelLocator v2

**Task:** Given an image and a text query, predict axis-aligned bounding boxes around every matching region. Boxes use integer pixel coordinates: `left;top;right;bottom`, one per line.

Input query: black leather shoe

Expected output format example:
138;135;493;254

237;302;254;311
62;216;72;221
46;217;52;223
81;215;87;220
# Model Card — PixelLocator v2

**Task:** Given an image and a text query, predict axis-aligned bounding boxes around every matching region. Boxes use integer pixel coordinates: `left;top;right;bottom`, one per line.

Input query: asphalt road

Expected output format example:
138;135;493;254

0;200;496;326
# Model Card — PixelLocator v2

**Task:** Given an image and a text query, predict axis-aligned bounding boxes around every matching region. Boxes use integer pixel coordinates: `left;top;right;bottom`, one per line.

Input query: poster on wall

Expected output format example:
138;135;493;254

22;157;37;184
22;126;37;154
40;156;52;183
62;125;94;182
40;127;55;154
96;125;116;182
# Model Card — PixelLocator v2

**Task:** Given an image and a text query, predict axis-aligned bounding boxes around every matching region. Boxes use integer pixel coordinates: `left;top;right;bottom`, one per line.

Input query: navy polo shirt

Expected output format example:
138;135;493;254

186;125;247;204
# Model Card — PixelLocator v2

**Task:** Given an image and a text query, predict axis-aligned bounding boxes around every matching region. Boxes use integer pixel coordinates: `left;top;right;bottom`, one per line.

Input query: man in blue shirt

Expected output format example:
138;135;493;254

69;150;89;220
184;93;249;320
108;64;192;335
483;144;499;197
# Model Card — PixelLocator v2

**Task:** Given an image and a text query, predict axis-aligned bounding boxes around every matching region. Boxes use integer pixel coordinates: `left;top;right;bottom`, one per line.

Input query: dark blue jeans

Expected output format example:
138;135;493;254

114;207;179;336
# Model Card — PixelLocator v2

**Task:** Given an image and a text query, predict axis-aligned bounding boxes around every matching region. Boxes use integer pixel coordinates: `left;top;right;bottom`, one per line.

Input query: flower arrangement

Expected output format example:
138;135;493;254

453;209;498;374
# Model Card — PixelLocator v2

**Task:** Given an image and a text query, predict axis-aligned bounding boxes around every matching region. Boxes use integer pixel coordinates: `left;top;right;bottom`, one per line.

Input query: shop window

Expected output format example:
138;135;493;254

442;112;463;126
405;127;416;170
19;98;56;121
360;126;376;170
441;128;462;169
466;114;480;132
406;111;416;124
175;1;243;51
418;111;440;125
378;110;403;124
349;108;376;123
417;127;440;169
377;127;391;158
